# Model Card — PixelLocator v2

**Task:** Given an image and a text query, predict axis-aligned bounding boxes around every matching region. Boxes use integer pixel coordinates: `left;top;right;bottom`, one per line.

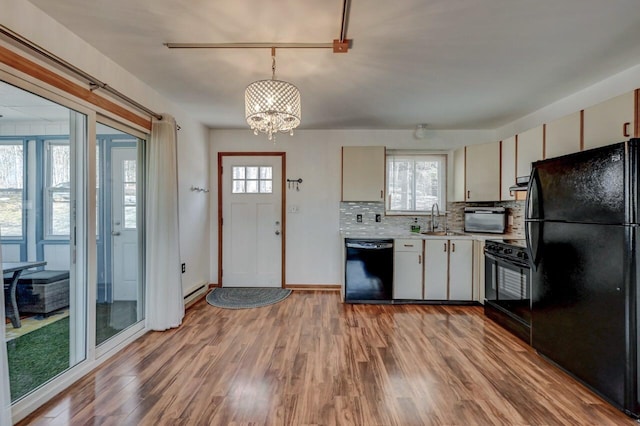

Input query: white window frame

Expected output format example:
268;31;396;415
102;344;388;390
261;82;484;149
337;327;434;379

44;139;71;239
0;140;25;239
386;150;447;215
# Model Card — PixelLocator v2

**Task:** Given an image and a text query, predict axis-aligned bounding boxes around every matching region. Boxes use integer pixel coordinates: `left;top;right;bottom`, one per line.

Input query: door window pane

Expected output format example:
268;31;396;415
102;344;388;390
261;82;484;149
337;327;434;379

123;161;137;230
231;166;273;194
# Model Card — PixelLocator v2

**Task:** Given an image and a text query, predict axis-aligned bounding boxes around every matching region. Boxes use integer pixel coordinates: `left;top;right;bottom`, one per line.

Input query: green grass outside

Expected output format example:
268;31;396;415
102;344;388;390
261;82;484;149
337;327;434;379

6;317;70;401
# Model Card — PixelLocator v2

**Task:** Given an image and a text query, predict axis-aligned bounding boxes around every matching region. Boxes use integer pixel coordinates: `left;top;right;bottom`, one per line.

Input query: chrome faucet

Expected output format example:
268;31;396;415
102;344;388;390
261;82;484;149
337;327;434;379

431;203;440;232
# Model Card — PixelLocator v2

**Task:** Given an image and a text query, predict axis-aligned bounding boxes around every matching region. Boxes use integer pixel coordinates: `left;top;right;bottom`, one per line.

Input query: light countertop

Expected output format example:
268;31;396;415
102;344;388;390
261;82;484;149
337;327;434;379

340;230;522;241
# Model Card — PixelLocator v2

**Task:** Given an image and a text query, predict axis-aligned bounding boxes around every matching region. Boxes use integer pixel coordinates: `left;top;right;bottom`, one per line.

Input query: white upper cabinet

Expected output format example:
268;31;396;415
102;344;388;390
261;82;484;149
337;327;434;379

341;146;385;202
516;125;544;178
465;141;500;202
451;147;465;202
500;136;516;201
546;112;581;159
583;91;636;150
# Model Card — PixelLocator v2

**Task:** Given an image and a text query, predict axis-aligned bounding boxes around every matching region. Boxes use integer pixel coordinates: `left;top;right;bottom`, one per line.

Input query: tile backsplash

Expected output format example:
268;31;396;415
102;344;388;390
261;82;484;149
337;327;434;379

340;200;525;237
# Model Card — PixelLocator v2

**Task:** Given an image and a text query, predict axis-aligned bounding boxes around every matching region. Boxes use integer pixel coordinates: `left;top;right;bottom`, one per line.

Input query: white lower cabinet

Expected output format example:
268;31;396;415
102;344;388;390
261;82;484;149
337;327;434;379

472;240;486;303
393;239;423;299
424;239;448;299
424;238;473;301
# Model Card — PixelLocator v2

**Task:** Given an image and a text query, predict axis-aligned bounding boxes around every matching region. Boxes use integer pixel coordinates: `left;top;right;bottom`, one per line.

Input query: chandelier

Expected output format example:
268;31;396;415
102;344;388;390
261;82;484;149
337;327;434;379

245;48;301;141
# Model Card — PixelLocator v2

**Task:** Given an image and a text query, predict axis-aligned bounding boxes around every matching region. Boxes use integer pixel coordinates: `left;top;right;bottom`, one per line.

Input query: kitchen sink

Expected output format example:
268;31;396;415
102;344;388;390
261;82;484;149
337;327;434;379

421;231;465;236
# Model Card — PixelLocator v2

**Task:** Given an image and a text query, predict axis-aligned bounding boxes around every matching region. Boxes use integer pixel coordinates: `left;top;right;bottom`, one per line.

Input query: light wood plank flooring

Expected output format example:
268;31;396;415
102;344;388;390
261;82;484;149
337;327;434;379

19;291;636;425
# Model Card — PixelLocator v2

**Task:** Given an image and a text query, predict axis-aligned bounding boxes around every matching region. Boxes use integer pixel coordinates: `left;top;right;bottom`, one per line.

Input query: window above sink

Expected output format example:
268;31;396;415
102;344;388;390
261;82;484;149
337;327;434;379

386;151;447;216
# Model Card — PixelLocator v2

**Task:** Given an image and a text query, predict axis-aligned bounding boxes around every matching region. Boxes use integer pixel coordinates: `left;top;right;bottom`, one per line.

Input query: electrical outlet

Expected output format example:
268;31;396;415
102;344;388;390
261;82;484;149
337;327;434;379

356;214;363;223
375;214;382;222
181;263;186;274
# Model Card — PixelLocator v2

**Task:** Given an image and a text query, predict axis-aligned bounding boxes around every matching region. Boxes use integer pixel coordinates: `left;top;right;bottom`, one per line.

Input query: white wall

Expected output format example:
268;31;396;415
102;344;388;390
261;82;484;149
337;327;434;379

176;123;210;293
1;0;210;296
209;129;494;286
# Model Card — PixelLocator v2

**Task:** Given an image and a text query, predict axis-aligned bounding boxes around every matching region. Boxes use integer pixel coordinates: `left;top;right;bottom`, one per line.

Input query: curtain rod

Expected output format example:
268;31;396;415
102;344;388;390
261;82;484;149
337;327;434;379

0;24;163;121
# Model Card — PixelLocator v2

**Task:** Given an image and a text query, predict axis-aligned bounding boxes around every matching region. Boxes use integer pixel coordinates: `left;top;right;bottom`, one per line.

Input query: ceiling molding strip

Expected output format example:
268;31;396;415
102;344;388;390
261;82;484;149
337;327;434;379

0;24;162;123
165;0;352;53
164;42;334;49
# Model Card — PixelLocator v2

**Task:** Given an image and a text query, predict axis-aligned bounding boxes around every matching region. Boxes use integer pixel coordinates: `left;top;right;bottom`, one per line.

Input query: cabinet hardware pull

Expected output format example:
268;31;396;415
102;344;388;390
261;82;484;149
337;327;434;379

467;190;471;199
418;255;422;265
380;190;383;199
443;243;447;252
404;244;414;247
624;122;631;137
452;242;456;252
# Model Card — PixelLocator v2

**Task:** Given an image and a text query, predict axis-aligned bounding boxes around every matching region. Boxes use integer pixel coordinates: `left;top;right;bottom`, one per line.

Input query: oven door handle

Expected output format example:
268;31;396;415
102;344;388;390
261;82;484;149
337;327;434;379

484;251;530;269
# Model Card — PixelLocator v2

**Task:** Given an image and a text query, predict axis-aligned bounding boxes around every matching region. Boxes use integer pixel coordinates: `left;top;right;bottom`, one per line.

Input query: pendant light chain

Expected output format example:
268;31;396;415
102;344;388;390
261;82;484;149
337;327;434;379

272;47;277;81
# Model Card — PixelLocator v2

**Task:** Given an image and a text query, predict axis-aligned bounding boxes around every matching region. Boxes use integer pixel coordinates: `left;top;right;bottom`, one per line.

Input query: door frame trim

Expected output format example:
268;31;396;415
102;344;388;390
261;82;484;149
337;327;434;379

217;152;286;287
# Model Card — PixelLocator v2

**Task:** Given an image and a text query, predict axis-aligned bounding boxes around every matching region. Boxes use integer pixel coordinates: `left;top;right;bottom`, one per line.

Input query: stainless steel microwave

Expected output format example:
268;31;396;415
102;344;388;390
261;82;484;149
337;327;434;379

464;207;506;233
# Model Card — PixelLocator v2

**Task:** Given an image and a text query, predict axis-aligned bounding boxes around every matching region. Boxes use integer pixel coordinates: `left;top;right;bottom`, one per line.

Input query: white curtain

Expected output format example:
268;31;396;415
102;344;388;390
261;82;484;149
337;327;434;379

145;114;184;331
1;234;12;425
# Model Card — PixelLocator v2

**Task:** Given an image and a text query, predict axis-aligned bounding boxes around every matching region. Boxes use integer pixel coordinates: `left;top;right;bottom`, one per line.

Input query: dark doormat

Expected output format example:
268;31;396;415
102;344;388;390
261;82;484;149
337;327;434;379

206;287;292;309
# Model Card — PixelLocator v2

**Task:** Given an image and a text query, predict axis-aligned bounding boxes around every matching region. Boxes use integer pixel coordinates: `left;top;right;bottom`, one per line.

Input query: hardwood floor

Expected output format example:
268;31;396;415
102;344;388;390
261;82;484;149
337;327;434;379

19;291;635;425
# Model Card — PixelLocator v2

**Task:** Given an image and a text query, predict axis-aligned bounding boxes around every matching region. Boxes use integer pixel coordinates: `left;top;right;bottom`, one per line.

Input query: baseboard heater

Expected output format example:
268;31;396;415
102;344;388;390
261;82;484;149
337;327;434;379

184;284;207;300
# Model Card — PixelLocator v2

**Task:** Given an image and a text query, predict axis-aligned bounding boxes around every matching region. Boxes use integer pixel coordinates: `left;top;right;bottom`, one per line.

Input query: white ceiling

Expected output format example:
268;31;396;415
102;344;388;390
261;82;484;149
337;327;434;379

0;82;70;121
23;0;640;130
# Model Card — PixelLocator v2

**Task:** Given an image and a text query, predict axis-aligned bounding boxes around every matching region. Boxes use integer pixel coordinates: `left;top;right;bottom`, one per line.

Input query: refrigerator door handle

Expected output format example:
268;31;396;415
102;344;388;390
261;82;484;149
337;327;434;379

525;221;543;271
525;221;536;271
525;167;540;220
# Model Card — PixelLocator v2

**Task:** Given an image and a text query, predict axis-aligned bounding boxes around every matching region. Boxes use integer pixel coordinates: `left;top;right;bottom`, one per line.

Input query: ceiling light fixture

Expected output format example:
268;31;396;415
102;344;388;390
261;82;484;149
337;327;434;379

245;47;301;141
414;124;428;139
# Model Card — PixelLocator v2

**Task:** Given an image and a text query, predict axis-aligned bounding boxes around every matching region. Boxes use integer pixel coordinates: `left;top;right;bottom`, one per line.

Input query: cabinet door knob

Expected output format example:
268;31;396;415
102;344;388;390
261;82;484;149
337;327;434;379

624;122;631;138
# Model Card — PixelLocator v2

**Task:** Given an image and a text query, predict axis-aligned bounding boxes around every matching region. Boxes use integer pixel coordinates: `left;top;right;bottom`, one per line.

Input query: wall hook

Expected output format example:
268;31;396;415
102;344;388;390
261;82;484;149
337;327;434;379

286;178;303;191
190;185;209;193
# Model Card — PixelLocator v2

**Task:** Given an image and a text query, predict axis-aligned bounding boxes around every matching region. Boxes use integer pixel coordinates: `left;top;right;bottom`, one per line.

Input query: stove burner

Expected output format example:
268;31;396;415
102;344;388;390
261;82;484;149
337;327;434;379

484;239;529;263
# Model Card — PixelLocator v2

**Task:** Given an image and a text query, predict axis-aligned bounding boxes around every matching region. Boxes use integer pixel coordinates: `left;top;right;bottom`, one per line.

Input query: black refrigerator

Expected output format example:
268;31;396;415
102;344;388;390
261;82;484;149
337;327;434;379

526;139;640;417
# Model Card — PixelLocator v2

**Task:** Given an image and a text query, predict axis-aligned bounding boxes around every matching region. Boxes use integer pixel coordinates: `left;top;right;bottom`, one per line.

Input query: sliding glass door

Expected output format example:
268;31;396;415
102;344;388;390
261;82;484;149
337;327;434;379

1;81;87;402
95;122;145;346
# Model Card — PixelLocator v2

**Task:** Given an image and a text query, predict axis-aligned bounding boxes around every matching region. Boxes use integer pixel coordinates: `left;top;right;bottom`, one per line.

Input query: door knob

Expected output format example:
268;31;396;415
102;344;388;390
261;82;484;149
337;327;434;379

275;230;280;235
112;231;121;236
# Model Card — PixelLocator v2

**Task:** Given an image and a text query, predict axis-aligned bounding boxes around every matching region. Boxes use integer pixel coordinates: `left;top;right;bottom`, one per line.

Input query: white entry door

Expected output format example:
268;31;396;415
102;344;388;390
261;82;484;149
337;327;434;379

222;155;283;287
111;147;138;300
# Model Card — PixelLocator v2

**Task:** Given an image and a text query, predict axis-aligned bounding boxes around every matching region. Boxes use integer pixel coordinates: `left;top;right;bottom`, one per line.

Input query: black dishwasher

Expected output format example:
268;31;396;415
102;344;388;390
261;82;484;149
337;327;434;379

345;239;393;303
